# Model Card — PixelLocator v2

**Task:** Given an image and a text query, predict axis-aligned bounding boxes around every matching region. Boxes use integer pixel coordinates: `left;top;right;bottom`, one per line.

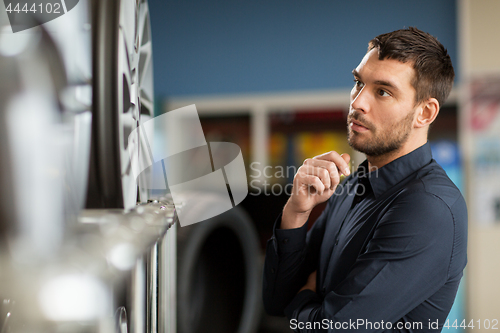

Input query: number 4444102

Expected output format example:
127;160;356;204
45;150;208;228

443;319;499;330
5;2;62;14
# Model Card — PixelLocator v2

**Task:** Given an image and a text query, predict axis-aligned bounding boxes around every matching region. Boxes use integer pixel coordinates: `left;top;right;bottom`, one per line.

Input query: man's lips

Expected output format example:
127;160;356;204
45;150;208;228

350;119;369;132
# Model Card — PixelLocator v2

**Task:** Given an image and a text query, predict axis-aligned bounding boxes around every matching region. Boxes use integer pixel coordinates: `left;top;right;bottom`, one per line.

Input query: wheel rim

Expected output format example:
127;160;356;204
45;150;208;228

117;0;154;209
115;306;128;333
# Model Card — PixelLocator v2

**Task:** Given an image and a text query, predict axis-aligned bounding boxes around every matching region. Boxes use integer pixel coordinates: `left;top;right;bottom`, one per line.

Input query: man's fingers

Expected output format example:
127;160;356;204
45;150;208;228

299;164;334;189
341;153;351;165
312;151;351;176
300;174;326;194
306;151;350;189
303;158;339;178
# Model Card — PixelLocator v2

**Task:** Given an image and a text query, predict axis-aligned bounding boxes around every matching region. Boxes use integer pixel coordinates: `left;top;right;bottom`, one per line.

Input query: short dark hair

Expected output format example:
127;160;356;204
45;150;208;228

368;27;455;108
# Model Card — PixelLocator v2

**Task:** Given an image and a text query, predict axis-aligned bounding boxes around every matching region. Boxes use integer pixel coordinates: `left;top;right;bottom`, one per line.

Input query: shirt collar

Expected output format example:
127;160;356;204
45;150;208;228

355;143;433;199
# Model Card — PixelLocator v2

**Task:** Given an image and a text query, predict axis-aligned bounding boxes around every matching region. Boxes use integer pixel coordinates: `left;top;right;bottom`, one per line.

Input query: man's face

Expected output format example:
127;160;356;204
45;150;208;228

347;48;419;157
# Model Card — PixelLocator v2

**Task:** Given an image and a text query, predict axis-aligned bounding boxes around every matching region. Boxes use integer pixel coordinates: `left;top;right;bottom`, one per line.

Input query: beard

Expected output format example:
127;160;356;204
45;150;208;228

347;109;415;157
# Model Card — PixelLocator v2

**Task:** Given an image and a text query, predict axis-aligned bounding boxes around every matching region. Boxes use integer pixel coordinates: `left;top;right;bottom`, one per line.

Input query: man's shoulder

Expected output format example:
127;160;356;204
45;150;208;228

404;160;468;275
401;160;466;216
388;161;468;262
386;160;467;232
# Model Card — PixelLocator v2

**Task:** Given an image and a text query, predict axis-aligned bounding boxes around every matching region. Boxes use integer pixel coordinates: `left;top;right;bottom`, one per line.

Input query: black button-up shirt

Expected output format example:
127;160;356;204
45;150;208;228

263;143;468;332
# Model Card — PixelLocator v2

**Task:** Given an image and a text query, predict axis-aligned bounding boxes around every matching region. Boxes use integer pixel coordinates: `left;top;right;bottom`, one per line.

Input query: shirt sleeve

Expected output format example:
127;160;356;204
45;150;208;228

284;191;456;332
262;196;334;316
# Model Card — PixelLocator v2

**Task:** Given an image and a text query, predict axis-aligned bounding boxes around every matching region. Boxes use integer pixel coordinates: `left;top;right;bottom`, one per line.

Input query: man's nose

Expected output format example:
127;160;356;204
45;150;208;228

350;86;370;114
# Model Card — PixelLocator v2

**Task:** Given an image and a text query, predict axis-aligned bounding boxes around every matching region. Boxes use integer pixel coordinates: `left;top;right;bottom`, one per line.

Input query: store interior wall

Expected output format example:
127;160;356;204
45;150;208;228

460;0;500;324
148;0;457;97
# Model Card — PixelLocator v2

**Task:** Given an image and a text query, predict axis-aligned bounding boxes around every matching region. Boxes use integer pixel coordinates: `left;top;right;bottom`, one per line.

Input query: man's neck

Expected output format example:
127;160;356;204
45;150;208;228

367;138;428;170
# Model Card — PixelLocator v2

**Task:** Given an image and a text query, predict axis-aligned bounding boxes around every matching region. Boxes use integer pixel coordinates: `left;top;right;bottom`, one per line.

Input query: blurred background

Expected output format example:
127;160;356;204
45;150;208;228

148;0;500;332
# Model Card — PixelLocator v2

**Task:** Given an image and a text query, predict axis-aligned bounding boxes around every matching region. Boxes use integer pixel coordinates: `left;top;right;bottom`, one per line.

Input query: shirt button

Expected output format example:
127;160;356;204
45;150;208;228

283;238;289;244
335;239;339;245
271;268;275;274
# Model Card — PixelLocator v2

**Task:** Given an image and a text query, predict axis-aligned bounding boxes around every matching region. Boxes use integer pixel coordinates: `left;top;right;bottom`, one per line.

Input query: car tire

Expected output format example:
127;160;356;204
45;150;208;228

86;0;154;209
177;206;262;333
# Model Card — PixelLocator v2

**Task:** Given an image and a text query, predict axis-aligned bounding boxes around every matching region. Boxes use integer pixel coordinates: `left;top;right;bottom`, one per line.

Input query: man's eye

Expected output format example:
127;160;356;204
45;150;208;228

378;89;390;97
354;80;364;88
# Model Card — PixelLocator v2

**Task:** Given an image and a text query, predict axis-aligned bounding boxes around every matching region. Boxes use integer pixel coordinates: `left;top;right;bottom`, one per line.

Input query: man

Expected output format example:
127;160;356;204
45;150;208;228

262;27;467;332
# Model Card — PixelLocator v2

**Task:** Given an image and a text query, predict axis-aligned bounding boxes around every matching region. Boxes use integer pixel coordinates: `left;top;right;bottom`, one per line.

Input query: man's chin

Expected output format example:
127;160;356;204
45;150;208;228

347;140;363;154
348;135;365;151
348;138;376;156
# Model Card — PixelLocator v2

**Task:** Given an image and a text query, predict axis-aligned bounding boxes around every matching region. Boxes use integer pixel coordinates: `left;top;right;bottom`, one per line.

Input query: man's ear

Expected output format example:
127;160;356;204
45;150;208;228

415;98;439;128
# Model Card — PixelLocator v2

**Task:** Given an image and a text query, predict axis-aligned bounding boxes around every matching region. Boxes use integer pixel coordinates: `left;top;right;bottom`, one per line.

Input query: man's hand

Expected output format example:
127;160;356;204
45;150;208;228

299;270;317;293
282;151;350;229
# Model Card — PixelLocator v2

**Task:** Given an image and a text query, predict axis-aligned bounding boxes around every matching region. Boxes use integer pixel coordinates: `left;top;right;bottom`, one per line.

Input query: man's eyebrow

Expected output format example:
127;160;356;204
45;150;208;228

374;79;399;92
351;69;399;92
